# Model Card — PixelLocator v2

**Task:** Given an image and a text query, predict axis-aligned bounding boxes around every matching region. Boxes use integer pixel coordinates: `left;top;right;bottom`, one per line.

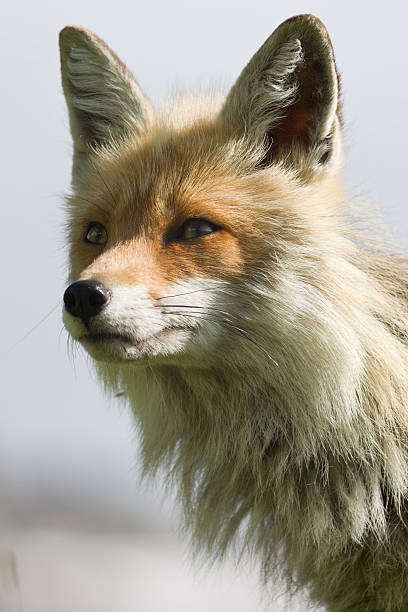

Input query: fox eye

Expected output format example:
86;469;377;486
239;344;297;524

174;218;219;242
84;222;108;245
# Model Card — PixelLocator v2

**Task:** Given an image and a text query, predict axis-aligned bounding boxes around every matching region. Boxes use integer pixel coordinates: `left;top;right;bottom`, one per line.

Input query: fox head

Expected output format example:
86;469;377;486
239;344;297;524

61;15;344;370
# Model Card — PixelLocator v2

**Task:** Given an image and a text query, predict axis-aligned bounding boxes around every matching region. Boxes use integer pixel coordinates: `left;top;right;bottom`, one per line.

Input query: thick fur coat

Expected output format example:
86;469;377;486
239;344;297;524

60;15;408;611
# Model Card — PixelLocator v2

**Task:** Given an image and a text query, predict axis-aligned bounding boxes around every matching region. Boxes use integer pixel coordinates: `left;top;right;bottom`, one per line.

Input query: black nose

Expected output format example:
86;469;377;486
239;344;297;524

64;280;111;324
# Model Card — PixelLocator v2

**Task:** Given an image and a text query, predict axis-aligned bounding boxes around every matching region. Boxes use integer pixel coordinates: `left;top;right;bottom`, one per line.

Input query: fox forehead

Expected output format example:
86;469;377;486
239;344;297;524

68;121;303;288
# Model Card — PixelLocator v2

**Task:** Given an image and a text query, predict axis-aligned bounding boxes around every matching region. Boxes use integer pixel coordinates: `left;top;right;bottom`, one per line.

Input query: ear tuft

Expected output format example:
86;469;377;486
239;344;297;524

221;15;342;173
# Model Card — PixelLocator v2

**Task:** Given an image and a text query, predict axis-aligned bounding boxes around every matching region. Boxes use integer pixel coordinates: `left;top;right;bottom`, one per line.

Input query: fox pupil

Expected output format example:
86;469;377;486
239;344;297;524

85;222;107;245
169;218;219;243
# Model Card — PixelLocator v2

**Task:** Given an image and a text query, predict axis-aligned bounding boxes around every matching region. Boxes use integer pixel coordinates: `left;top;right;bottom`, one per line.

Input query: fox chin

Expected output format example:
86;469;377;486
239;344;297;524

60;15;408;612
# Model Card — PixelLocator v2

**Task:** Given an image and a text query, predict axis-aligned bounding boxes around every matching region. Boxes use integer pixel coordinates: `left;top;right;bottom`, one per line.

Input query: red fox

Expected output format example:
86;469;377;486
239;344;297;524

60;15;408;611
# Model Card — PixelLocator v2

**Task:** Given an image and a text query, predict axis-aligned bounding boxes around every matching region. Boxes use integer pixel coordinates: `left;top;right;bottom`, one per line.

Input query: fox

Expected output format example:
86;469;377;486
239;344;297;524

60;14;408;612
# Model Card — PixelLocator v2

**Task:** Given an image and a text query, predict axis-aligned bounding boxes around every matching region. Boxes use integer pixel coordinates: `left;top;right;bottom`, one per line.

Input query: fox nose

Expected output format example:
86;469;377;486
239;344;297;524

63;280;111;324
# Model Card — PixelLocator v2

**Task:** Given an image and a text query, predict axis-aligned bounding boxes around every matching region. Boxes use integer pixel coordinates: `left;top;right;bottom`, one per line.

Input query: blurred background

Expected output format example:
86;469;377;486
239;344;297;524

1;1;407;610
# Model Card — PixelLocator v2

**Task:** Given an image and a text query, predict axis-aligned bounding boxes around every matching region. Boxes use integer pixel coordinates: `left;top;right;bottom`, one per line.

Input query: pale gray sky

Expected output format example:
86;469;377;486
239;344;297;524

1;1;407;610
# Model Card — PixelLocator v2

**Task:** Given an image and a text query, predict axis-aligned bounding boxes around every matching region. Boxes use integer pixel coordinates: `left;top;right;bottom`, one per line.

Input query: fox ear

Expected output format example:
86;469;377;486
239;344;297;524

59;26;153;176
220;15;341;174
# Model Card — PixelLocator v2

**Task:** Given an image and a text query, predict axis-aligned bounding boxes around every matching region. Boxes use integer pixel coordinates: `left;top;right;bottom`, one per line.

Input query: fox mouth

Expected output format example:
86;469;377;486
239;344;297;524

79;326;192;362
80;332;134;345
80;326;187;345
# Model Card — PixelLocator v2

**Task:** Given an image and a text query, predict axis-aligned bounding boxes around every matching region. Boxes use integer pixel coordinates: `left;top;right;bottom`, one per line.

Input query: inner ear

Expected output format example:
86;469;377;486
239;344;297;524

265;58;332;165
220;15;341;173
270;62;320;149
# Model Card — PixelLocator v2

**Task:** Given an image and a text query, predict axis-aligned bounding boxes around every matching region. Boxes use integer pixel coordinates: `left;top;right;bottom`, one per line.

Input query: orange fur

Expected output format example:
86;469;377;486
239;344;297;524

60;15;408;612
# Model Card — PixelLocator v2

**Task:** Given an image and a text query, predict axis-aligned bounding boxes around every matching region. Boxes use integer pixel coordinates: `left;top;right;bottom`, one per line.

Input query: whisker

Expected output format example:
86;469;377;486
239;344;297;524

58;325;66;346
155;303;240;322
163;310;278;365
3;302;62;357
156;285;260;302
157;304;264;344
157;288;221;300
66;332;72;360
66;334;79;377
71;195;112;217
91;161;117;211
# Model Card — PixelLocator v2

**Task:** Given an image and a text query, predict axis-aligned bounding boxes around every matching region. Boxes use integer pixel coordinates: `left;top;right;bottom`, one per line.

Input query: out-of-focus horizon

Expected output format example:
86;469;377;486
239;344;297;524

1;0;407;610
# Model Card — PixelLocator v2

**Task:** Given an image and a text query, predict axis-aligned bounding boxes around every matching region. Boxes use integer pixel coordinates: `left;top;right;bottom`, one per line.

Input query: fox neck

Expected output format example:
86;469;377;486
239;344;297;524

97;326;408;555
